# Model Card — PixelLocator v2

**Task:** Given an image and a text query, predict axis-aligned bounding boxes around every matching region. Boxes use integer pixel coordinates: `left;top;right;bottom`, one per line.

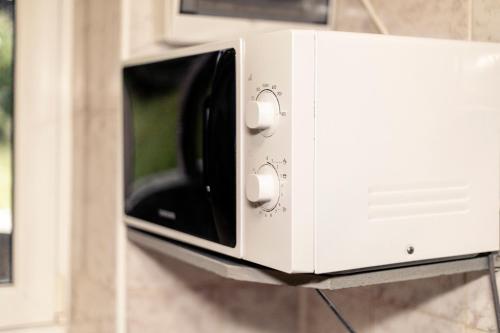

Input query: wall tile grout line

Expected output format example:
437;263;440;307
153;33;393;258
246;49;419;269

468;0;473;41
297;288;308;333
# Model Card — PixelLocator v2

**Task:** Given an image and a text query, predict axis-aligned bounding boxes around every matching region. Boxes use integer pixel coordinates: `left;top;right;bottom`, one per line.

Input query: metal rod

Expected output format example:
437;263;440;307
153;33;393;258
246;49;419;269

488;253;500;332
315;289;357;333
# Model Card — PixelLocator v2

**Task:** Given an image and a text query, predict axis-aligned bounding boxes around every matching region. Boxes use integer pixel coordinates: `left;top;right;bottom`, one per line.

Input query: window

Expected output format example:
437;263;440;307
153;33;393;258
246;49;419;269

180;0;330;24
0;0;14;284
0;0;71;330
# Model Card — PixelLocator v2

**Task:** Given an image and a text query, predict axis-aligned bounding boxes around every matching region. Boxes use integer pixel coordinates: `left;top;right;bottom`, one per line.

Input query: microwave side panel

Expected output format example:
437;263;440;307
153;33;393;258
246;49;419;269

314;32;500;273
242;31;315;273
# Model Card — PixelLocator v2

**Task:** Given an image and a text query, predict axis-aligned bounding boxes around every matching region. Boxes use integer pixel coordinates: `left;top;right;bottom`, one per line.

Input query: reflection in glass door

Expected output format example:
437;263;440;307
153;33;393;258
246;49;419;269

0;0;14;284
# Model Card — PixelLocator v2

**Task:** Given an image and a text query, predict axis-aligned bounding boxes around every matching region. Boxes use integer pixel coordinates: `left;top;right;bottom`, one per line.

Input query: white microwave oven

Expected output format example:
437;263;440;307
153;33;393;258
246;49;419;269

123;30;500;274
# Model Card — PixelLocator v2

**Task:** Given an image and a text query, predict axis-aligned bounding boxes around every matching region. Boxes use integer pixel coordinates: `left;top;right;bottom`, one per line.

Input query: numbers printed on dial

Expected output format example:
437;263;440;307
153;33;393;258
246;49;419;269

254;83;285;118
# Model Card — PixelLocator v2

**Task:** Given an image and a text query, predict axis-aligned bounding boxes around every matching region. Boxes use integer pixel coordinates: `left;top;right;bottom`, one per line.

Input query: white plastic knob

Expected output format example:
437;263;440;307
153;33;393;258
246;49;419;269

245;101;275;130
245;90;279;134
246;164;280;211
246;173;276;203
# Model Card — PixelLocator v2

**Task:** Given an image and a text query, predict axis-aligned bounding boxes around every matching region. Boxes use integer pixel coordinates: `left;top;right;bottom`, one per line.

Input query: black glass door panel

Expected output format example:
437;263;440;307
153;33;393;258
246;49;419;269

123;49;236;247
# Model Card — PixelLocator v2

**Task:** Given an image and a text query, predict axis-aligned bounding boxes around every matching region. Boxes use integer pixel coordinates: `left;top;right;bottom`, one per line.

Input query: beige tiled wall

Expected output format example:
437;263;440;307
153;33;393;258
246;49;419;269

119;0;500;332
71;0;121;332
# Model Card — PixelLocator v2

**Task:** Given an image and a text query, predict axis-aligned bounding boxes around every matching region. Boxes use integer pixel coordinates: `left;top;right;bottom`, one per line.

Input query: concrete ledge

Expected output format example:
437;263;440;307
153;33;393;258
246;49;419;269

128;228;497;290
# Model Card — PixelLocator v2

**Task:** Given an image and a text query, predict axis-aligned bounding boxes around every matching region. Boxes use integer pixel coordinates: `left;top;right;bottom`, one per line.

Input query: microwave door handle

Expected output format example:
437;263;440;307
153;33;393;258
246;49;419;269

202;96;212;197
203;49;237;246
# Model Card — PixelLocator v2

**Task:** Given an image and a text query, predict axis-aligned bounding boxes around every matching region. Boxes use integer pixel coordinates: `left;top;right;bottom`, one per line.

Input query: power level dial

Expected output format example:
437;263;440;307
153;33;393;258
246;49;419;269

246;89;280;136
246;163;280;211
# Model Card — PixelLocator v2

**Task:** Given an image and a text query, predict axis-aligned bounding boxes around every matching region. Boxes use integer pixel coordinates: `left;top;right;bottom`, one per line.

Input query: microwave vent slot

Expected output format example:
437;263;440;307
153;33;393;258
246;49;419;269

368;181;470;221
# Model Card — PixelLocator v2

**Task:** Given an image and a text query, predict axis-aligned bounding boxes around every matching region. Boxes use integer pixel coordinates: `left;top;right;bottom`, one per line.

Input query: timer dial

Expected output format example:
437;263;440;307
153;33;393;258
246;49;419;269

246;89;280;136
246;163;280;211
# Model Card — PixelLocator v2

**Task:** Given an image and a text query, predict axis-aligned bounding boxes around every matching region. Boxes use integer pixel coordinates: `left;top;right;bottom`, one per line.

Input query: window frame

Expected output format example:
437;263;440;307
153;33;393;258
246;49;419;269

0;0;72;331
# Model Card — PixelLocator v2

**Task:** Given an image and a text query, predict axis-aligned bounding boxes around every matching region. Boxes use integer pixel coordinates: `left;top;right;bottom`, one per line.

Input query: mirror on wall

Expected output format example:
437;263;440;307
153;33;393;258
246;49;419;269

0;0;14;284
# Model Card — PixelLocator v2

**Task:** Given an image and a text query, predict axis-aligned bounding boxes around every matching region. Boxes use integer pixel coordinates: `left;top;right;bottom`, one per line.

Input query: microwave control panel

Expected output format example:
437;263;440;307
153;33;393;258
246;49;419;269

242;31;315;273
245;85;289;218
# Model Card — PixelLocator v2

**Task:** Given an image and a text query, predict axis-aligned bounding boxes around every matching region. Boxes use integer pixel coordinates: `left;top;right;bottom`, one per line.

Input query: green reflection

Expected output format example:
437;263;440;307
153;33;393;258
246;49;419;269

130;90;204;186
131;92;179;181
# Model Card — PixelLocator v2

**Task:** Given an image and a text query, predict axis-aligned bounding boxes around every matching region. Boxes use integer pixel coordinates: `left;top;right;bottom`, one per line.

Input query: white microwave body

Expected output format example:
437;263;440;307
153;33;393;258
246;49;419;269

124;30;500;274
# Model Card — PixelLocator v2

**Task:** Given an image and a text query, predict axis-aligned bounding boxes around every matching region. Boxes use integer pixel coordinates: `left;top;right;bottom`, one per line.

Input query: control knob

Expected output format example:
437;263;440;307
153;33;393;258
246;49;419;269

246;164;280;211
245;90;280;135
